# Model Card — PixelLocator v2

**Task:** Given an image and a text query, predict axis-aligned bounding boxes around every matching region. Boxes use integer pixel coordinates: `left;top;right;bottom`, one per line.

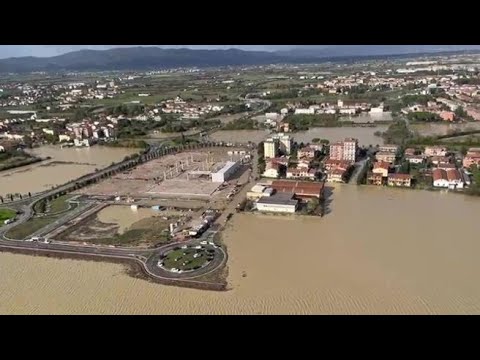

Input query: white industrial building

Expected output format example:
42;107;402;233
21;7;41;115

255;193;298;214
211;161;240;183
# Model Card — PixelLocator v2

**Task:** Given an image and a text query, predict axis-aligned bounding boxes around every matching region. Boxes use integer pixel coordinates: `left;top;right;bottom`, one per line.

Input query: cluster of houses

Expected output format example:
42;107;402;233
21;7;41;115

160;96;223;119
262;134;325;181
293;100;383;116
367;144;473;190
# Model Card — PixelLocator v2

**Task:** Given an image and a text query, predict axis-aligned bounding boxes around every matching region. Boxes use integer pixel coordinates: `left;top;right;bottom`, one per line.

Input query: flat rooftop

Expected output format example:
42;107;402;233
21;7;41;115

257;192;298;206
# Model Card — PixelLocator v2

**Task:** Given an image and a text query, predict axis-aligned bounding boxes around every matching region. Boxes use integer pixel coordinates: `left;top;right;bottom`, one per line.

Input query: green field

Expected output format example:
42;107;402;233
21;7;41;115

34;195;75;215
0;208;16;226
5;216;58;240
161;247;214;271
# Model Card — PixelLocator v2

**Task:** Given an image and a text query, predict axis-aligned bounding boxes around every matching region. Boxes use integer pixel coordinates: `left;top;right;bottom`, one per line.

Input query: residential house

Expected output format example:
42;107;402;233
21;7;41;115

286;167;317;180
404;148;417;156
262;161;280;178
466;107;480;121
296;159;310;169
438;111;455;122
271;157;289;167
430;156;451;165
323;159;351;171
406;155;425;164
424;146;447;157
375;151;396;164
437;163;456;171
387;173;412;187
367;172;384;186
58;134;71;142
298;146;316;159
372;161;390;177
462;148;480;168
378;144;399;154
327;168;346;183
432;169;464;189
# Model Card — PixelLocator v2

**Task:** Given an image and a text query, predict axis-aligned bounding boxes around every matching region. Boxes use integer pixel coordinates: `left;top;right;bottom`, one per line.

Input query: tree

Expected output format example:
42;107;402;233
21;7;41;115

455;106;468;119
307;198;319;214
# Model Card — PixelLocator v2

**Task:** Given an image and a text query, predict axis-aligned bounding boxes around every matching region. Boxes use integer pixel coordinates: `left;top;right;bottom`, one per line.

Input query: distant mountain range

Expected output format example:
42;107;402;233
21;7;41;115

1;46;479;73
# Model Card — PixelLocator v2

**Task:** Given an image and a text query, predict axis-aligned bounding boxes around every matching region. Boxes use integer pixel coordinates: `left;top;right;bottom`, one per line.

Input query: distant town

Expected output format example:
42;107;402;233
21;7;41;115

2;50;480;291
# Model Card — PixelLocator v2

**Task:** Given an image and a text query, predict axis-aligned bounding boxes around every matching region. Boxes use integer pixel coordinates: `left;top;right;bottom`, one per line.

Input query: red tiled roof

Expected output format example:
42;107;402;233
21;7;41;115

271;180;324;197
374;161;390;170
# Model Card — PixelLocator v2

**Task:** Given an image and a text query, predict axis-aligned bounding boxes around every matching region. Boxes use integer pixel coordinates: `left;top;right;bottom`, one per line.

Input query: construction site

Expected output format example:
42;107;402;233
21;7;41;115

74;147;252;201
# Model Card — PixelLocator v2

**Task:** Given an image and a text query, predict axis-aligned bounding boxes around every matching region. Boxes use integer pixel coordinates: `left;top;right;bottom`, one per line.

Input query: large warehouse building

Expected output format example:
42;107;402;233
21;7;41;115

256;192;298;213
211;161;240;183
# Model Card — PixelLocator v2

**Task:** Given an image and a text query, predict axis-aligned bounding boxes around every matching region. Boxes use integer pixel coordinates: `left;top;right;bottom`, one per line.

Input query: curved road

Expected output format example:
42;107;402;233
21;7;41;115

0;144;243;284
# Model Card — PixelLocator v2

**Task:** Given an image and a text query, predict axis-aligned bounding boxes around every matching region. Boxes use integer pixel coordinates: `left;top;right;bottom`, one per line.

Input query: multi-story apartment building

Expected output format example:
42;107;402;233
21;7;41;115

343;138;358;162
329;138;358;162
329;142;344;161
264;138;279;159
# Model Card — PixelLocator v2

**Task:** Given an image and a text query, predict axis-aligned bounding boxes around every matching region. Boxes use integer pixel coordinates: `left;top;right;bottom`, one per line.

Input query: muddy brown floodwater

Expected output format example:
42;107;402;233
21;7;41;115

96;206;159;234
2;185;480;314
0;145;139;195
210;127;386;147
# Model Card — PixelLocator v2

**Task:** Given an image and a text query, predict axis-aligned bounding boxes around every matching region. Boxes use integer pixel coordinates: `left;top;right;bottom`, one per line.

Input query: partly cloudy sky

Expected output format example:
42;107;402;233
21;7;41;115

1;45;480;59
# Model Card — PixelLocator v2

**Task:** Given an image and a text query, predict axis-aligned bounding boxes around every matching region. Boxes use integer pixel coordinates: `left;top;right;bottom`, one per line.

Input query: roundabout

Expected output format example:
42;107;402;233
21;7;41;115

144;241;226;280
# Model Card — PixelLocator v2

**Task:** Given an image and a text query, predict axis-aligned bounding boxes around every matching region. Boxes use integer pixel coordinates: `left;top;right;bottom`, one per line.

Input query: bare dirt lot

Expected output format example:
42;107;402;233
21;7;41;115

74;148;250;200
57;206;187;247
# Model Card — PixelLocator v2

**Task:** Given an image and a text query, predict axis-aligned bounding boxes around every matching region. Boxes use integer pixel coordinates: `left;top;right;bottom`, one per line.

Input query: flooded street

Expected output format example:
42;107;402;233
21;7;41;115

0;145;138;195
2;185;480;314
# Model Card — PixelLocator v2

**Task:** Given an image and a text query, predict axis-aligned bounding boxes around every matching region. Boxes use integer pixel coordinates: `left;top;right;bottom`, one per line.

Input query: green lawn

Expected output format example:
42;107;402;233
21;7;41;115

49;195;74;213
0;208;16;226
5;216;58;240
34;195;74;215
161;247;214;271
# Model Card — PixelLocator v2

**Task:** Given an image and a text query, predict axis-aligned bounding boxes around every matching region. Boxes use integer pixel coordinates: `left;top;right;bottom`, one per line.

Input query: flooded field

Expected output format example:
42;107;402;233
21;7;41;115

411;122;480;136
340;112;393;123
209;130;270;144
3;185;480;314
0;146;138;196
294;126;387;146
209;127;386;147
96;206;158;234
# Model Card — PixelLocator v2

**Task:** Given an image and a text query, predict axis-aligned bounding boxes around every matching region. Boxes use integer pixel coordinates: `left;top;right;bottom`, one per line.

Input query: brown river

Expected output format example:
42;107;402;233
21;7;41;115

0;146;138;196
2;185;480;314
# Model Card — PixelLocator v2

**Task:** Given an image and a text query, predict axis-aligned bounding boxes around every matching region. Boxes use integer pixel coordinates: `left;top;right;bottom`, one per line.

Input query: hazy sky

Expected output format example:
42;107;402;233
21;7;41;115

1;45;479;59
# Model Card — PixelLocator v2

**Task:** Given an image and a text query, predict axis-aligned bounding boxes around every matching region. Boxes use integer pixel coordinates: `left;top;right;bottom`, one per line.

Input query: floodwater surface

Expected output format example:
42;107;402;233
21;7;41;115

2;185;480;314
0;146;138;196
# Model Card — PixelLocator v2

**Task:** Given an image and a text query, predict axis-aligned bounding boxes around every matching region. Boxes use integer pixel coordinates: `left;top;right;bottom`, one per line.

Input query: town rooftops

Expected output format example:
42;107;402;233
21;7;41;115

433;168;462;182
374;161;390;170
271;180;324;198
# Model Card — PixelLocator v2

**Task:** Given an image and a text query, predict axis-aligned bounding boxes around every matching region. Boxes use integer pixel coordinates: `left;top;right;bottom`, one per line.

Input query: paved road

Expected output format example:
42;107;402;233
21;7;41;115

0;144;252;284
